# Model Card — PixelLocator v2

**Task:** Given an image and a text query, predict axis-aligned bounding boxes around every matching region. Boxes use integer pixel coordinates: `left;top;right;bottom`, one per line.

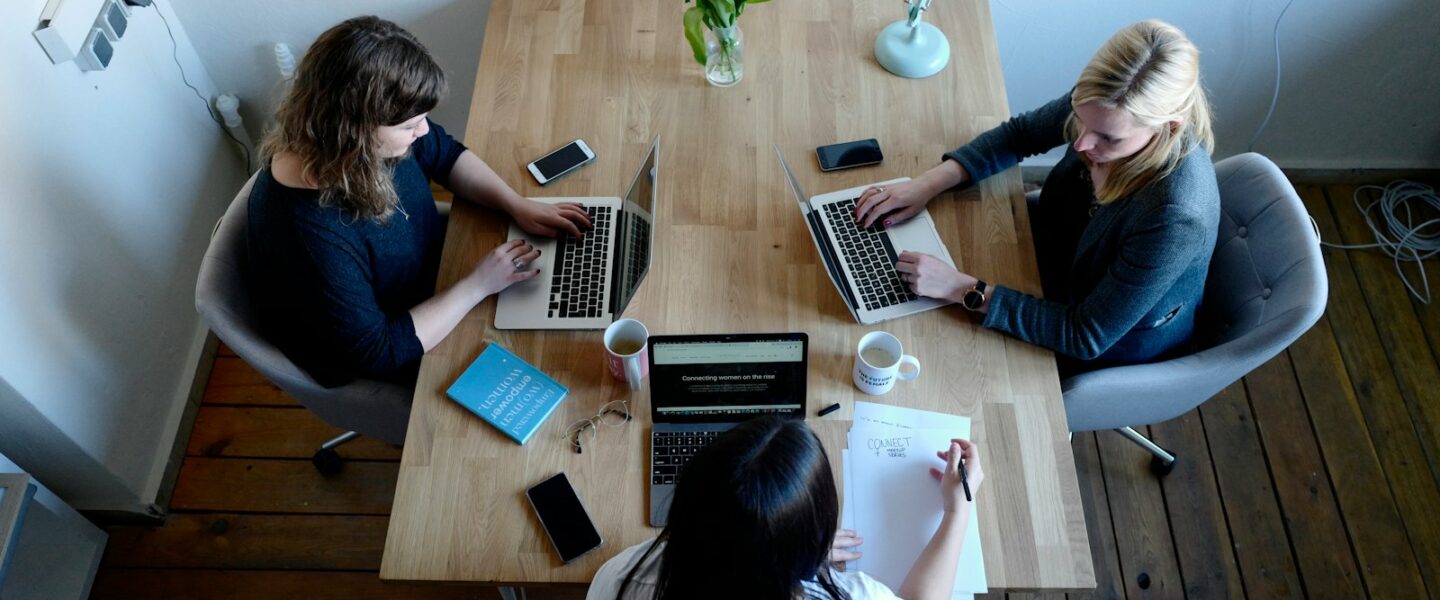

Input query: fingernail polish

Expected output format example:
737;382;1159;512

884;220;893;227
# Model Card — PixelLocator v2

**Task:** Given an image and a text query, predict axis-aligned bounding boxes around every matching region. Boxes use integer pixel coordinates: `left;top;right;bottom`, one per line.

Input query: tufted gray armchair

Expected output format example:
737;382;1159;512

195;174;413;473
1055;153;1327;474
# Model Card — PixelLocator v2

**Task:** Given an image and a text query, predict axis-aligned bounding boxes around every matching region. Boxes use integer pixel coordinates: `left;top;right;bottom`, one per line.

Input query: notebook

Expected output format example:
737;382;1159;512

447;343;569;444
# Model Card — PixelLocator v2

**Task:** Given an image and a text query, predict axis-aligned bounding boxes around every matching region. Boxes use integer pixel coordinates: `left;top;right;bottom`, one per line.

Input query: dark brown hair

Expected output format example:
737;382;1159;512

261;16;446;222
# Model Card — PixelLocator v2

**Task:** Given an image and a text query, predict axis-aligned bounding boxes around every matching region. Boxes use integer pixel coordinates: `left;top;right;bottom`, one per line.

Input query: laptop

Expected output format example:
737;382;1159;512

495;137;660;329
646;332;809;526
774;146;957;324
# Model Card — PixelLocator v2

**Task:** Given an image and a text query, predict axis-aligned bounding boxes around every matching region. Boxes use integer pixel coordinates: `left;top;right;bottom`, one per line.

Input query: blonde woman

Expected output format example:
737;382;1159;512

856;20;1218;372
249;17;591;387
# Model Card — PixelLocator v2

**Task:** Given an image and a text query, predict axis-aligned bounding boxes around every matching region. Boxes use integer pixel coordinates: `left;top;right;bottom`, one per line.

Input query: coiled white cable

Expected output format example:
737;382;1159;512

1321;181;1440;303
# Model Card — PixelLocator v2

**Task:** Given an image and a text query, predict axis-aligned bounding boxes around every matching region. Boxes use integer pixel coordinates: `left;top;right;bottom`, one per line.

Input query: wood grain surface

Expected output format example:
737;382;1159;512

381;0;1092;589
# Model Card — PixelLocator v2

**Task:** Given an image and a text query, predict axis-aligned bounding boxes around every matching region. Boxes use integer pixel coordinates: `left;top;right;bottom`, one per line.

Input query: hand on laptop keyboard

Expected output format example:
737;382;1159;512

509;198;594;239
469;239;541;297
895;250;977;305
854;178;936;229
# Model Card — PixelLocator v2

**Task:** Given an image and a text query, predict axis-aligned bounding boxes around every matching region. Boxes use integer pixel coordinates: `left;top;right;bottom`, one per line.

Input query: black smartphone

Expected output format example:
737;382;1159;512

528;139;596;185
816;138;883;171
525;472;603;563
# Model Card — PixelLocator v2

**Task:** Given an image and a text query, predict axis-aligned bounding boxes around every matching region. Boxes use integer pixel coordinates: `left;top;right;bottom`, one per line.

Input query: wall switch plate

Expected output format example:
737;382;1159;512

33;0;111;65
75;27;114;71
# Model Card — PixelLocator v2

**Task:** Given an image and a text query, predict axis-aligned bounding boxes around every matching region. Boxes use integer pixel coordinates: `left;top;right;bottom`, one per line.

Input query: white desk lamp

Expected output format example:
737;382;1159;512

875;0;951;78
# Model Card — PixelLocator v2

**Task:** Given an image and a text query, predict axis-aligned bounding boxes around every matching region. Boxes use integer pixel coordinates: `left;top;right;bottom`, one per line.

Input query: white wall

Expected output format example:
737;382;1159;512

0;0;248;512
989;0;1440;169
167;0;492;146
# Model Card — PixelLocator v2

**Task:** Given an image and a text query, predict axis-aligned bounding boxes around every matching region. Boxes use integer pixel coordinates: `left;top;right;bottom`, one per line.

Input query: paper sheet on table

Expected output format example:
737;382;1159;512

846;421;987;594
853;400;972;432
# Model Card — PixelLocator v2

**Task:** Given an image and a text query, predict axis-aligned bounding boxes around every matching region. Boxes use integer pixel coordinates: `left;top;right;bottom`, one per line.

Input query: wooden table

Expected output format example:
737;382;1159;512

382;0;1094;591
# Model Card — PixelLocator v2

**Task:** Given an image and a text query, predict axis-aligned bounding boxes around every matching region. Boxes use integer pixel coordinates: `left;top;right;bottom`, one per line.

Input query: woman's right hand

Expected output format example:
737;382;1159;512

467;239;541;299
929;439;983;513
854;178;937;229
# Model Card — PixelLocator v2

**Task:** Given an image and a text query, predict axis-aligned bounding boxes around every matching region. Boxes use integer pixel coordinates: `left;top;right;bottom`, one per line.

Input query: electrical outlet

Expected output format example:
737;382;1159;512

75;27;114;71
97;0;128;42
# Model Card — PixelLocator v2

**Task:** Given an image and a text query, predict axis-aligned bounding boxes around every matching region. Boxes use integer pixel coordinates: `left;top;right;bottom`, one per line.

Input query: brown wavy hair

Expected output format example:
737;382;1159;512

261;16;446;222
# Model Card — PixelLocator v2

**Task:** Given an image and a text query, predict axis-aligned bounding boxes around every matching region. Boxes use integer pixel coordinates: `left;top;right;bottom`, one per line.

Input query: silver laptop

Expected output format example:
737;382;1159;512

495;138;659;329
646;333;809;526
774;146;956;324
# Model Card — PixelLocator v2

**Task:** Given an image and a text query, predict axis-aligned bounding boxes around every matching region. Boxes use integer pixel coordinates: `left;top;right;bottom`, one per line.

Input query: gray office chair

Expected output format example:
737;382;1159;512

195;173;412;473
1055;153;1327;475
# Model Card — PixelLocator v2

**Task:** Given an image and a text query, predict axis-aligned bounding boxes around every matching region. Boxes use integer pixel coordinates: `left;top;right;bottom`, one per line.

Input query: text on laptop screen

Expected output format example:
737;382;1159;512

650;339;805;418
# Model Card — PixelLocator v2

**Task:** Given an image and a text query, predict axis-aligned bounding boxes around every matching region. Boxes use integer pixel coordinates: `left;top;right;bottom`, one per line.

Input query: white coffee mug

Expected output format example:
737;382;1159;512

604;318;649;391
852;331;921;395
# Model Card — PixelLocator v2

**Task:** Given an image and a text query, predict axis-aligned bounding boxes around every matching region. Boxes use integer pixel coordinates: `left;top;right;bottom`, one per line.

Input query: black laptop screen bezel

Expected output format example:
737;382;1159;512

647;332;809;424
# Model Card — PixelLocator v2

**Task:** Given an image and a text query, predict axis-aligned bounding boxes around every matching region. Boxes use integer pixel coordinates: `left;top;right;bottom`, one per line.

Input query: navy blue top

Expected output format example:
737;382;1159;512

944;92;1219;369
247;120;466;387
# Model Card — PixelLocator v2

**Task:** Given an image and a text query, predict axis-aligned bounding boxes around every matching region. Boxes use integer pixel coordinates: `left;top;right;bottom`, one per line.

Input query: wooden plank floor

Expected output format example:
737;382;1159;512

90;179;1440;599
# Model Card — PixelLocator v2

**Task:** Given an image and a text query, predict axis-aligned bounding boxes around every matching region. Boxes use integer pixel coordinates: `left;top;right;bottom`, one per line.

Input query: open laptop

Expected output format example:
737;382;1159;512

774;146;957;324
495;137;659;329
646;332;809;526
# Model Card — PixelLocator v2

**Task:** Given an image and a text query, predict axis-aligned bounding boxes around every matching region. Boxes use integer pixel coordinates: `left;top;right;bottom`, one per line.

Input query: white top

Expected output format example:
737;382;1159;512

586;539;902;600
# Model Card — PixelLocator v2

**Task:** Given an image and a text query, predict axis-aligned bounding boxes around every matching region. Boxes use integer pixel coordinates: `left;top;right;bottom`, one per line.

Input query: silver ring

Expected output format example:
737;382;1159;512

513;258;528;271
876;186;886;193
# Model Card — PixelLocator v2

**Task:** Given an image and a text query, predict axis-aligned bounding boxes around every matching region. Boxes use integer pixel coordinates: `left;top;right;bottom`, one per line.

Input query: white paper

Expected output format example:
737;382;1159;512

853;400;972;432
846;421;987;594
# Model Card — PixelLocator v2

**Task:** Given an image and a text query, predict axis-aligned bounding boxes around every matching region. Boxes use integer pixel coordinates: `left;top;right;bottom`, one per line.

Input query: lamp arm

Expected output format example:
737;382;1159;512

907;0;932;28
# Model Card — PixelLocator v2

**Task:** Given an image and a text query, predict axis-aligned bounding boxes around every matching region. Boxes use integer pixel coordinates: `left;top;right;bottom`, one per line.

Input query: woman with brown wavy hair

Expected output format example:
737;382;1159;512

248;16;591;387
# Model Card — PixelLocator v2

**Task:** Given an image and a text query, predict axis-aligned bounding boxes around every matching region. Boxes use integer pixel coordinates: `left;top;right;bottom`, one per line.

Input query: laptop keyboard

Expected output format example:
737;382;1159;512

549;206;612;319
822;198;919;311
651;430;722;485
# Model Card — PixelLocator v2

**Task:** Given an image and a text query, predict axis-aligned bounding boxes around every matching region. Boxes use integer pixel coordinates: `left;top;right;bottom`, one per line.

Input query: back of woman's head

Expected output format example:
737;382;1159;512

1067;19;1214;203
262;16;446;222
623;417;847;600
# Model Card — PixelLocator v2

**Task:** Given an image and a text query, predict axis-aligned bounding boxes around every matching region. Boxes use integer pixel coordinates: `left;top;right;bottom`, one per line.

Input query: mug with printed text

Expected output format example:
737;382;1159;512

604;318;650;391
852;331;921;395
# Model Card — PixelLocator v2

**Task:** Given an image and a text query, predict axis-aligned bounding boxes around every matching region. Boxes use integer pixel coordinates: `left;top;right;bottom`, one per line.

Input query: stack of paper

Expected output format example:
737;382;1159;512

841;401;986;598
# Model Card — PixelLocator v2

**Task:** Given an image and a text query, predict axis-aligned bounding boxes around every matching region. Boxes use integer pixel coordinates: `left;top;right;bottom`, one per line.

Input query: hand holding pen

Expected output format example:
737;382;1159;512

929;439;983;513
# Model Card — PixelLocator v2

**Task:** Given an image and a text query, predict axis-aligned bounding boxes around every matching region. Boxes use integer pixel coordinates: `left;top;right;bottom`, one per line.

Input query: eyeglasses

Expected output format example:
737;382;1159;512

565;400;632;454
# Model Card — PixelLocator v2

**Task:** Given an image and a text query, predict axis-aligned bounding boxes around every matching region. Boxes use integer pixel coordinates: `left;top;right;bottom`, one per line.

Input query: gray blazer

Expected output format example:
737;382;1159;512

944;92;1220;366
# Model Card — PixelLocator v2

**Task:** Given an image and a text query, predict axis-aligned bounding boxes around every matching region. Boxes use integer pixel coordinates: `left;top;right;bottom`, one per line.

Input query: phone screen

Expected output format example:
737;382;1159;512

534;141;591;181
526;473;603;563
816;139;883;171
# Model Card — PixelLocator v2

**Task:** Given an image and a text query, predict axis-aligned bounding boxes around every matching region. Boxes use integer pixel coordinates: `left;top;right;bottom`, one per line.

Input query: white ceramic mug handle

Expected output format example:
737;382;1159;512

897;354;921;381
624;355;644;391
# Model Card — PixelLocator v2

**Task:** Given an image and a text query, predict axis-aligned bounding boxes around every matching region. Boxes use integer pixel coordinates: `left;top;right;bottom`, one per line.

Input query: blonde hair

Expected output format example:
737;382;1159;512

1065;20;1214;204
261;16;446;222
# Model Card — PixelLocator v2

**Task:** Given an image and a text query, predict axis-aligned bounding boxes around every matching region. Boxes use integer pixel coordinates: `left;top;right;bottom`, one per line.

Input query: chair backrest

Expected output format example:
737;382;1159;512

1061;153;1328;431
195;174;412;444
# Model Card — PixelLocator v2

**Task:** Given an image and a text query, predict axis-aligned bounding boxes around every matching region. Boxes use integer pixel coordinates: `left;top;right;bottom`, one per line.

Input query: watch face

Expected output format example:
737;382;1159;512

963;290;983;311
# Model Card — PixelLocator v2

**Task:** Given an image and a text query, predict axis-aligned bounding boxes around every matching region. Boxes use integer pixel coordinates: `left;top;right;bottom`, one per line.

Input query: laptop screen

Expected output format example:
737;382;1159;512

608;138;659;318
648;333;808;423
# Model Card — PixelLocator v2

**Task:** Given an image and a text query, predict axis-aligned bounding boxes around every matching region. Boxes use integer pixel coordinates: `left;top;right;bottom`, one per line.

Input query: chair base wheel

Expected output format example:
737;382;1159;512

312;447;344;475
1150;453;1176;477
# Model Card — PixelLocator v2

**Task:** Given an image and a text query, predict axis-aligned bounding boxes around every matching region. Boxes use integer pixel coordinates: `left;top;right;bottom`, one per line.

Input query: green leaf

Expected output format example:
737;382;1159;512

716;0;736;26
683;6;707;65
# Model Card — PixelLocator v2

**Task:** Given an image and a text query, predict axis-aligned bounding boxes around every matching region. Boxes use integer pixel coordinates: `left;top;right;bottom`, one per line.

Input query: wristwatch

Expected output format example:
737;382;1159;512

961;280;988;312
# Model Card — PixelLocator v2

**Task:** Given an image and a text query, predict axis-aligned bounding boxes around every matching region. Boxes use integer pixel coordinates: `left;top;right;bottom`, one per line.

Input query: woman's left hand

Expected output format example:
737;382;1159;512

829;528;864;563
509;198;593;239
896;251;976;303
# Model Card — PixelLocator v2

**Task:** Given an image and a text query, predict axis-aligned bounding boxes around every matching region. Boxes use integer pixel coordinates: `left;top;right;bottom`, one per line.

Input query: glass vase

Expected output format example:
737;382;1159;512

704;25;744;87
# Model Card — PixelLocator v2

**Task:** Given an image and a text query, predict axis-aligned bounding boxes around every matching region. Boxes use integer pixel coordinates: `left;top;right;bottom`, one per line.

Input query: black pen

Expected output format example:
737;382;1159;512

959;449;973;502
818;402;841;417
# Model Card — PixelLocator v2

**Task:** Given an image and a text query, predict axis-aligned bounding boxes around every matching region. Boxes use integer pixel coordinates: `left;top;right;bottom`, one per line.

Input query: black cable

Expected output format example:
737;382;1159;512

153;4;253;170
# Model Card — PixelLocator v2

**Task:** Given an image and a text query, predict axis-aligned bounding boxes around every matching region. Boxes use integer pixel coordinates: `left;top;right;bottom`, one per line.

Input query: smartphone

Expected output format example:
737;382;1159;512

528;139;596;185
525;472;603;563
816;138;883;171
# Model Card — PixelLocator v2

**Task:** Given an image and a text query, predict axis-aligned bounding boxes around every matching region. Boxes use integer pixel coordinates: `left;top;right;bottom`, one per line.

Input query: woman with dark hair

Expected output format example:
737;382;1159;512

248;16;591;387
586;417;983;599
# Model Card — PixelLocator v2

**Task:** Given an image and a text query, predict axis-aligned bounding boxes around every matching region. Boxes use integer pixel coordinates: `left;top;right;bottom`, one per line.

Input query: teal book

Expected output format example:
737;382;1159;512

447;343;569;445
